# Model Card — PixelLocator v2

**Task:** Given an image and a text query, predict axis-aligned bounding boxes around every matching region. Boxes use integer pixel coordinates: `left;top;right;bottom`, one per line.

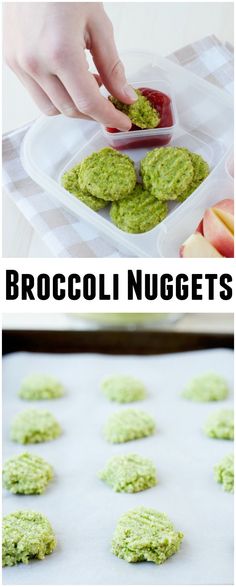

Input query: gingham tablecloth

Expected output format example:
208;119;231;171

2;35;234;258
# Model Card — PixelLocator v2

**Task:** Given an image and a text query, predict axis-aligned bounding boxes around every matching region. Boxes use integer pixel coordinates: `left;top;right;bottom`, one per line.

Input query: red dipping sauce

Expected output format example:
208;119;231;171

106;87;174;149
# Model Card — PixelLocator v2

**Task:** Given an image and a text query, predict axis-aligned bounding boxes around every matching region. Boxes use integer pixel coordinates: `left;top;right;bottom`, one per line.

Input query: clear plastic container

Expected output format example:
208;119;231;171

21;51;233;258
225;148;234;180
100;79;178;149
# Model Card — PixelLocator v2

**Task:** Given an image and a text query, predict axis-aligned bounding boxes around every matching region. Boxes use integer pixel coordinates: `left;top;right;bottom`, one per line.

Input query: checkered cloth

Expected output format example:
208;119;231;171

2;35;234;258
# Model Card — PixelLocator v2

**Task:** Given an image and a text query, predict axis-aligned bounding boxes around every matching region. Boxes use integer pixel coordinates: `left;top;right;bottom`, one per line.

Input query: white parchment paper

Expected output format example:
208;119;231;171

2;348;234;585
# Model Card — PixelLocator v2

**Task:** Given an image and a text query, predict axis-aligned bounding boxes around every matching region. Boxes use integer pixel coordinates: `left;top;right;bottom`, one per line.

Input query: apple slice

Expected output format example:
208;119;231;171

203;207;234;257
195;218;204;234
179;233;222;258
212;199;234;234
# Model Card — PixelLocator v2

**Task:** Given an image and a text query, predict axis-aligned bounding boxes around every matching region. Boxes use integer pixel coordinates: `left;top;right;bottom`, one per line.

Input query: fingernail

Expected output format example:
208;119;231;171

123;84;137;101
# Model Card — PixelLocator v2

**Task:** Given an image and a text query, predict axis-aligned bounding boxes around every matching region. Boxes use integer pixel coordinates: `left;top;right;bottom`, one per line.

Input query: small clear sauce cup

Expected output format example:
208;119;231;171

100;80;178;150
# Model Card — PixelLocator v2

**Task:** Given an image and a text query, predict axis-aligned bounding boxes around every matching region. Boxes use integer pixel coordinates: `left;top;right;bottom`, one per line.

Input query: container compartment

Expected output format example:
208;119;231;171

57;129;219;256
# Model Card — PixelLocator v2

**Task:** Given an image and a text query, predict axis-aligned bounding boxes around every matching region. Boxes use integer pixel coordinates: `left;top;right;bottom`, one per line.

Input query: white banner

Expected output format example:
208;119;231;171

1;258;234;313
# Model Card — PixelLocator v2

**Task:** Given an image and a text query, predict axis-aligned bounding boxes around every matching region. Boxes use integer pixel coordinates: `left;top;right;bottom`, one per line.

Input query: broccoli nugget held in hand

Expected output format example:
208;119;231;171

109;89;160;129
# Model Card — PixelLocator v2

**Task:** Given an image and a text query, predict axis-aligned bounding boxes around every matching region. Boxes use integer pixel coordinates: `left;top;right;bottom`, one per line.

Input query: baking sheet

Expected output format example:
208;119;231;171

2;348;234;585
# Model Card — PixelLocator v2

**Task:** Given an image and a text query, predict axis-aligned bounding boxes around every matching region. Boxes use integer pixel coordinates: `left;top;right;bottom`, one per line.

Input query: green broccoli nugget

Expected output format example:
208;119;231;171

104;408;156;443
109;89;160;129
141;146;194;201
204;409;234;440
62;163;86;193
19;373;64;400
177;150;209;202
11;409;62;444
112;507;183;564
101;374;146;403
61;163;108;211
2;510;56;566
214;453;234;493
182;373;229;402
79;147;136;201
110;183;168;233
3;453;53;495
99;453;157;493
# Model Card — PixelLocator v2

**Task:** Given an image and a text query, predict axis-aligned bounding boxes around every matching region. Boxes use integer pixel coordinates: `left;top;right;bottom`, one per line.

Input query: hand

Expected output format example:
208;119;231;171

4;2;136;130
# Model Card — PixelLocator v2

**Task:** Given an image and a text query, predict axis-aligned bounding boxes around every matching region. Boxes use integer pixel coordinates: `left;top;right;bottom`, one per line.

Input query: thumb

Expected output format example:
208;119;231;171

90;23;137;104
105;60;138;104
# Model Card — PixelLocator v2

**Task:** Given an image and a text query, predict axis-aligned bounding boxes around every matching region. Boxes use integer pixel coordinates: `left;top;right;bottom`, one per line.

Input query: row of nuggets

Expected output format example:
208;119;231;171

61;146;209;234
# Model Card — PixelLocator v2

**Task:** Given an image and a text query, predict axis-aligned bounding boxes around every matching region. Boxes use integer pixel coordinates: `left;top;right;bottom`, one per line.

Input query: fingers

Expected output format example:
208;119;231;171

89;17;137;104
58;51;132;130
93;72;102;86
4;2;135;126
15;69;59;116
7;16;133;127
38;74;95;120
36;74;81;117
17;68;94;120
14;57;131;127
